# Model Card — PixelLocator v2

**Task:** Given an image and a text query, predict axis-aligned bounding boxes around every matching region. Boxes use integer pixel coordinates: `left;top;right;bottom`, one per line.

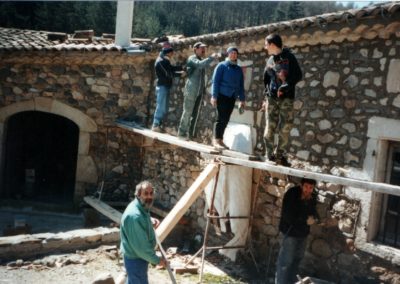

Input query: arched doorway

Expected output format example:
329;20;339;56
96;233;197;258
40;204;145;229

2;111;79;204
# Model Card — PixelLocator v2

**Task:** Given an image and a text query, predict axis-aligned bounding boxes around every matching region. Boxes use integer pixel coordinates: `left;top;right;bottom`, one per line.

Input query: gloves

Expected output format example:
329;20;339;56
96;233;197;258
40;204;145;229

277;83;289;97
307;216;316;226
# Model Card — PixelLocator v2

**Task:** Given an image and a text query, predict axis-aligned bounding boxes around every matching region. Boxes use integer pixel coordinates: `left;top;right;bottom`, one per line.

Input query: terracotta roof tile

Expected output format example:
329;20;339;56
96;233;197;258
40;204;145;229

174;2;400;50
0;27;152;52
0;2;399;53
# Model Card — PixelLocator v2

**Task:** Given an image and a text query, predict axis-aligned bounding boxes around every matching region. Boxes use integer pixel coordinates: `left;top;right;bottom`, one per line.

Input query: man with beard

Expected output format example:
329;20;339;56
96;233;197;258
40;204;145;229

177;42;219;140
120;181;166;284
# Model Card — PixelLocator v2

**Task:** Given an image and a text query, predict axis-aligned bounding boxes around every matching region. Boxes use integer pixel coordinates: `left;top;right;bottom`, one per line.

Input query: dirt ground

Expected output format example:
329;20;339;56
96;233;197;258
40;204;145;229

0;207;268;284
0;245;260;284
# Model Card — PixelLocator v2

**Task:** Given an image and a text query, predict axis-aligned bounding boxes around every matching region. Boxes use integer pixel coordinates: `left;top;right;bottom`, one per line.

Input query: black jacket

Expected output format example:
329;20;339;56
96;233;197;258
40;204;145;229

155;55;182;87
263;48;302;100
279;186;318;238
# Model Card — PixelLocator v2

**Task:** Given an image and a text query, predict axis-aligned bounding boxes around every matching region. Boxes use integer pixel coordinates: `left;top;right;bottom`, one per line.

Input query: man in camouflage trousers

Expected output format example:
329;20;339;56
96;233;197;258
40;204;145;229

177;42;219;140
263;34;302;166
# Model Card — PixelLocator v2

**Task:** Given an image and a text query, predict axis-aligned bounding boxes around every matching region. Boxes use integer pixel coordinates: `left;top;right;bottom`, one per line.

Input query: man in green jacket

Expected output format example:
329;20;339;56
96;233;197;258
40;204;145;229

120;181;165;284
177;42;219;140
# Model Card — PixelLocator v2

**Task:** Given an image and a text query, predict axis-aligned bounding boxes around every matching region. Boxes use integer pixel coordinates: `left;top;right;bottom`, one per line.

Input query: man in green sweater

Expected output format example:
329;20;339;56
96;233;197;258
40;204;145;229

120;181;165;284
177;42;219;140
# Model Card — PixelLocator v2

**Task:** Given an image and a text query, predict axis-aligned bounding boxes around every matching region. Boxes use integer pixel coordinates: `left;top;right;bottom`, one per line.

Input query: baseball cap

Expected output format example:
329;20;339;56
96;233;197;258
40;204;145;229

162;47;174;54
193;42;207;48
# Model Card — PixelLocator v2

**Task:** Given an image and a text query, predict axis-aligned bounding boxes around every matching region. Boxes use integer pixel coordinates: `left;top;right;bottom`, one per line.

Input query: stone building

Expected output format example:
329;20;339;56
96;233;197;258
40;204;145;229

1;2;400;282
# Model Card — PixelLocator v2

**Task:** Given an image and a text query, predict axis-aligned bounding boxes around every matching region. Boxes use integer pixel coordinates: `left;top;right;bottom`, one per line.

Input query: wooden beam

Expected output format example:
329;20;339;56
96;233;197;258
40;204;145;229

221;148;259;161
84;198;169;222
104;201;169;218
150;206;168;218
84;196;122;224
116;121;220;155
156;163;219;242
201;154;400;196
116;120;259;161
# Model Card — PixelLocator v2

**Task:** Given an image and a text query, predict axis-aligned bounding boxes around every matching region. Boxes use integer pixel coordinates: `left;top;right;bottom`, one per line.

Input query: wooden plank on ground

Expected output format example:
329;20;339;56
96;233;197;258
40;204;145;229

173;266;199;274
156;163;219;242
201;154;400;196
150;206;168;218
106;201;169;218
84;196;122;224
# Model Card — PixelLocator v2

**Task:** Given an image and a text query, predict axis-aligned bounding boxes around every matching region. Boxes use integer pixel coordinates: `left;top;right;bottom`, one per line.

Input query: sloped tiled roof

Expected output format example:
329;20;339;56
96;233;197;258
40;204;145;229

174;1;400;48
0;28;152;52
0;1;399;52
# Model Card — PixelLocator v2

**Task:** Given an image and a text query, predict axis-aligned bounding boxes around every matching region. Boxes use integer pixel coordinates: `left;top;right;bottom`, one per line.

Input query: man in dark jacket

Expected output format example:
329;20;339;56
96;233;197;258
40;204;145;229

263;34;302;165
276;178;318;284
152;46;183;132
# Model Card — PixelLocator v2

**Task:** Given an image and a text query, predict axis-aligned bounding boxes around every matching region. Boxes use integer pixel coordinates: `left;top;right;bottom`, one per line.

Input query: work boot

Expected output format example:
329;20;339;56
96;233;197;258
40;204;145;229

220;140;229;150
213;139;226;151
151;125;162;132
265;154;277;164
276;155;291;167
177;131;189;141
178;135;189;141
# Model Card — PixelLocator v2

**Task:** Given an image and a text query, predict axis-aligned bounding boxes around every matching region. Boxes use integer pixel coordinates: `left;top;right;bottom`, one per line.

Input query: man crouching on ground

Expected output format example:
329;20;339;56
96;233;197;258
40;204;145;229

120;181;166;284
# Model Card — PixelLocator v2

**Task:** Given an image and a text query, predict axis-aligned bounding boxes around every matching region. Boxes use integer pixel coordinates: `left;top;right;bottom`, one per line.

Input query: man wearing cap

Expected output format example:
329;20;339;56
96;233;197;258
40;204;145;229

210;46;245;150
177;42;219;140
152;45;183;132
263;33;302;166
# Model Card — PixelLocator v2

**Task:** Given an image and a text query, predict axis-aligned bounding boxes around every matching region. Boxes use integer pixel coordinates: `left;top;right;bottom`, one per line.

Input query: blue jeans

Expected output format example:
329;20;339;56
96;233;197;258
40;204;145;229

124;257;149;284
275;235;307;284
153;85;170;127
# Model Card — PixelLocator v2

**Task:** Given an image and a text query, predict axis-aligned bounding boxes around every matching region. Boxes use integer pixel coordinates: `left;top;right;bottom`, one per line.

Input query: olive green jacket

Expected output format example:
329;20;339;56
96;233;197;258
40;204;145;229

184;54;215;97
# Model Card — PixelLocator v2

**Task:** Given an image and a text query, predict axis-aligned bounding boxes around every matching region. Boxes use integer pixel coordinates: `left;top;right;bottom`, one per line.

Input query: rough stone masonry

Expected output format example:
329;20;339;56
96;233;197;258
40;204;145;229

1;3;400;282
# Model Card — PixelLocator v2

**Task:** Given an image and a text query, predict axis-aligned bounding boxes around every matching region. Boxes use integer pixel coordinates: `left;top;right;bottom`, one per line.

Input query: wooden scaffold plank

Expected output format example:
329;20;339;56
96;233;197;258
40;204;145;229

116;120;258;161
84;196;122;224
116;120;220;155
203;154;400;196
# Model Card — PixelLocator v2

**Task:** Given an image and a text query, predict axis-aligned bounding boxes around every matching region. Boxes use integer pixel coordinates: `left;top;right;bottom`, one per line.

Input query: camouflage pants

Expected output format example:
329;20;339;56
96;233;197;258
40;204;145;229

263;97;294;158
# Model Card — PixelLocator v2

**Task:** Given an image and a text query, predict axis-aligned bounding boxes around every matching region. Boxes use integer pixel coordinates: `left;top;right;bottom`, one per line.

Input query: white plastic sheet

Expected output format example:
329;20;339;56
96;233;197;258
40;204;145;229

204;122;253;261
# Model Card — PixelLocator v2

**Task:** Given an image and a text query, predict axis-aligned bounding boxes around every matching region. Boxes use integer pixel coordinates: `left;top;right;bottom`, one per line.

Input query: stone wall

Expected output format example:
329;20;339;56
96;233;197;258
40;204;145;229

291;40;400;168
0;227;119;260
138;35;400;281
0;53;155;200
1;13;400;282
252;171;400;283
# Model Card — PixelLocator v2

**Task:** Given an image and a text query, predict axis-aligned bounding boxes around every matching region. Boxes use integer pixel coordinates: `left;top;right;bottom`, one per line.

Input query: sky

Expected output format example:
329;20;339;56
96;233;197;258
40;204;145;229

338;1;385;8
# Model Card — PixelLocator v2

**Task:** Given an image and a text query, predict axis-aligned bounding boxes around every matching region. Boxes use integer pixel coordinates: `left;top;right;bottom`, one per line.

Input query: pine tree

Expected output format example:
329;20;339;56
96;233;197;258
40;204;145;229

0;1;351;37
287;1;305;20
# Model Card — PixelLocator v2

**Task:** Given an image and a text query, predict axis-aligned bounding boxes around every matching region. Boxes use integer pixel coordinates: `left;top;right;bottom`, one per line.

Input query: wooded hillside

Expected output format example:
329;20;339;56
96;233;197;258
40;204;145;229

0;1;357;37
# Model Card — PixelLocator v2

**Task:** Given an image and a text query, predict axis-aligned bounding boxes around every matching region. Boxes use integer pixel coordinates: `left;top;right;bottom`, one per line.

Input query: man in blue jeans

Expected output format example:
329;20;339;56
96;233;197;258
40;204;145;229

276;178;318;284
120;181;166;284
152;46;183;132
